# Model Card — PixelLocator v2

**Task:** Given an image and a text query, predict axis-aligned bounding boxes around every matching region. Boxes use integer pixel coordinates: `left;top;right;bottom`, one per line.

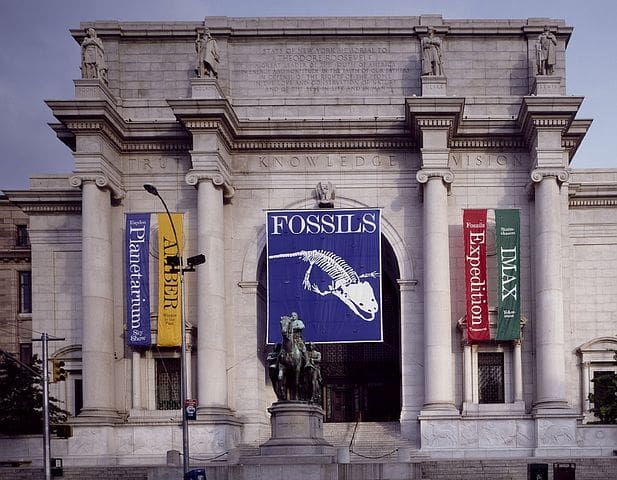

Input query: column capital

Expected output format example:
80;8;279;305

530;168;569;184
69;172;125;201
185;170;235;199
416;169;454;193
416;169;454;184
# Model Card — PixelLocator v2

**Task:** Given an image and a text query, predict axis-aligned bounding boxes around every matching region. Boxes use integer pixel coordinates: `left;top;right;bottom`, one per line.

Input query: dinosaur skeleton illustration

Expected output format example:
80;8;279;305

269;249;379;321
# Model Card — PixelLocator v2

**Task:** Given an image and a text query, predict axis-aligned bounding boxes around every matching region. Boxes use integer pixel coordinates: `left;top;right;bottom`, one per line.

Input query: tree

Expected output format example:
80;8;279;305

0;352;68;435
588;350;617;424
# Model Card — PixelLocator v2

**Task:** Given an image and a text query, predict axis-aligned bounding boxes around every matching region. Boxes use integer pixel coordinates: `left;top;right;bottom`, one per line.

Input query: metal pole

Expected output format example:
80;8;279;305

42;333;51;480
180;266;190;475
143;184;190;476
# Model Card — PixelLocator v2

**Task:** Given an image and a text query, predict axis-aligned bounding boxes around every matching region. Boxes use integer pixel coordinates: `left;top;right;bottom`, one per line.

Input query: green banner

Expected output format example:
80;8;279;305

495;209;520;340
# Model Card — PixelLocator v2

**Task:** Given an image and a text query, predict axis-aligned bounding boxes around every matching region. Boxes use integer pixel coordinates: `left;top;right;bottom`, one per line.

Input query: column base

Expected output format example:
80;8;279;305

196;405;241;424
532;400;573;415
73;408;122;424
420;403;459;416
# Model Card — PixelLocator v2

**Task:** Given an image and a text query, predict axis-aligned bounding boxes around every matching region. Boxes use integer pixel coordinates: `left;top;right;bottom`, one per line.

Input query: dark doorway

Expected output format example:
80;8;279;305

320;238;401;422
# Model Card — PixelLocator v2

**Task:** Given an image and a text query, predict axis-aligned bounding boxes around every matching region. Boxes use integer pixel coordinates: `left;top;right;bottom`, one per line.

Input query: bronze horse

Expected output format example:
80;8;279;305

268;313;309;401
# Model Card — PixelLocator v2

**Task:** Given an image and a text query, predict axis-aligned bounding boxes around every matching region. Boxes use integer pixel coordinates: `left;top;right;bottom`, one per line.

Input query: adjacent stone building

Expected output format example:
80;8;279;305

0;195;32;363
2;15;617;469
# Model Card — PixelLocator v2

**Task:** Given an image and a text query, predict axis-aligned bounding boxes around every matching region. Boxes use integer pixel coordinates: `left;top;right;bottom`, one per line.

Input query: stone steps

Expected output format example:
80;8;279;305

324;421;416;462
1;458;617;479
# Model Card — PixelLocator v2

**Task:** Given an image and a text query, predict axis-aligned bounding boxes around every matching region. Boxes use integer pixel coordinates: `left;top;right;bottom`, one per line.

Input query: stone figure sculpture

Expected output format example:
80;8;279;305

267;313;322;403
536;26;557;76
80;28;108;83
421;27;444;76
317;181;335;208
195;28;220;78
305;343;323;404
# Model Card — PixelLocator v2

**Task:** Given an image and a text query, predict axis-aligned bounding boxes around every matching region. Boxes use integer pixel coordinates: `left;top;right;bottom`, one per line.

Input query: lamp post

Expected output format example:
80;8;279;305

143;183;204;477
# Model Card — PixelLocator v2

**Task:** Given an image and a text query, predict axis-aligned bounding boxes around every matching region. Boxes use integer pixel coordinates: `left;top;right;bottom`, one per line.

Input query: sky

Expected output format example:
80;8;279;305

0;0;615;191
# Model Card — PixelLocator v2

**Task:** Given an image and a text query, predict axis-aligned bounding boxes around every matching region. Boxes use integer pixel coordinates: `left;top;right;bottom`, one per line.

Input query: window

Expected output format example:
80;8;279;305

590;370;616;423
19;343;32;365
155;357;181;410
16;225;30;247
577;337;617;423
19;271;32;314
478;352;505;403
74;378;83;416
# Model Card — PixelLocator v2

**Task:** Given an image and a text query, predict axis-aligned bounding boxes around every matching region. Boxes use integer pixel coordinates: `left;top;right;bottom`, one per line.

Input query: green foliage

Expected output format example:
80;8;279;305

0;353;68;435
589;371;617;424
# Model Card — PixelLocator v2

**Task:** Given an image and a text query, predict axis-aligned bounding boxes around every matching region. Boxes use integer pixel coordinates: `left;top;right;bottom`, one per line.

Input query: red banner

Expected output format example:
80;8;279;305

464;210;490;341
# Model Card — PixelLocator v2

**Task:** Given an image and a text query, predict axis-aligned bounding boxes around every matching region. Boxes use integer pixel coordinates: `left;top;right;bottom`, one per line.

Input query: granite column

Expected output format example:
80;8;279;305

417;170;456;411
531;169;569;410
187;173;231;415
71;175;118;420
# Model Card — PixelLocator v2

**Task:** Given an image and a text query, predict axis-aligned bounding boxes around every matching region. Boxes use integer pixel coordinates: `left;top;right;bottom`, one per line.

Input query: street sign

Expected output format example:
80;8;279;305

185;399;197;420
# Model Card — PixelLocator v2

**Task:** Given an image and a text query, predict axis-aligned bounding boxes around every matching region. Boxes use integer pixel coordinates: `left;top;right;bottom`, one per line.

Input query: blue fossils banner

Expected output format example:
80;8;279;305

267;209;382;343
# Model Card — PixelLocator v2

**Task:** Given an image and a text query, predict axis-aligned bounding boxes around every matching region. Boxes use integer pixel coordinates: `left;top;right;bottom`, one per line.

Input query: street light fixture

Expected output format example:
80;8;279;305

143;183;204;476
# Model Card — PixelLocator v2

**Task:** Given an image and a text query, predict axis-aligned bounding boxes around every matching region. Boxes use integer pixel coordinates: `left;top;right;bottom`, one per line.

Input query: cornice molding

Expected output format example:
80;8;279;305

46;95;591;165
3;190;82;216
405;97;466;147
517;96;584;148
47;99;190;154
233;137;415;151
0;252;31;264
569;198;617;208
568;180;617;208
20;204;82;215
449;137;525;149
71;18;571;41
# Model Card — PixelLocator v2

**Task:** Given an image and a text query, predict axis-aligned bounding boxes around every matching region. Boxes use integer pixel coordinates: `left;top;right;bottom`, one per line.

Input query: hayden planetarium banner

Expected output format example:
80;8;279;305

266;209;382;344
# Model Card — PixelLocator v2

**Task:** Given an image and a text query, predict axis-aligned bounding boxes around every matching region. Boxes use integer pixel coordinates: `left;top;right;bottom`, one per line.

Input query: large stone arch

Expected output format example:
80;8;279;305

240;196;416;284
238;196;418;423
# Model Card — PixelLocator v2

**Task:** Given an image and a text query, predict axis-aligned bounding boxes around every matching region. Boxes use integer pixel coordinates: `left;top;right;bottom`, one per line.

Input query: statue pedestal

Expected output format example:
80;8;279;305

532;76;563;96
259;401;335;458
74;79;117;104
191;78;225;99
421;75;447;96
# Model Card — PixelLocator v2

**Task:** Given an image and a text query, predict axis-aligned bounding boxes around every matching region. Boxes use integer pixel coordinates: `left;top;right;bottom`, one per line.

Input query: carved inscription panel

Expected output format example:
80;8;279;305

234;152;419;173
230;40;419;97
449;152;529;170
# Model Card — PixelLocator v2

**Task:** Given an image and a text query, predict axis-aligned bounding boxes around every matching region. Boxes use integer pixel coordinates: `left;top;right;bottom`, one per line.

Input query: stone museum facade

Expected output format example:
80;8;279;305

2;15;617;469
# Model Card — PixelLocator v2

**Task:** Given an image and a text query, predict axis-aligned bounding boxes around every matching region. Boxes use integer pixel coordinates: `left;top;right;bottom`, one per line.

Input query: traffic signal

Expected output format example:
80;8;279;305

52;360;66;382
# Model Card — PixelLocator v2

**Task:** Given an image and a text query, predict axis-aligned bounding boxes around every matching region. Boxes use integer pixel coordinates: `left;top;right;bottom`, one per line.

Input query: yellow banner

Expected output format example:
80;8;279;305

157;213;183;347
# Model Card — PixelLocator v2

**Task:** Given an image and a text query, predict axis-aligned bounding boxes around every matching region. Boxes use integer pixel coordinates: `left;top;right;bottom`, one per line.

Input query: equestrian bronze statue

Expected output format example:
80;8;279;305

267;312;322;403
